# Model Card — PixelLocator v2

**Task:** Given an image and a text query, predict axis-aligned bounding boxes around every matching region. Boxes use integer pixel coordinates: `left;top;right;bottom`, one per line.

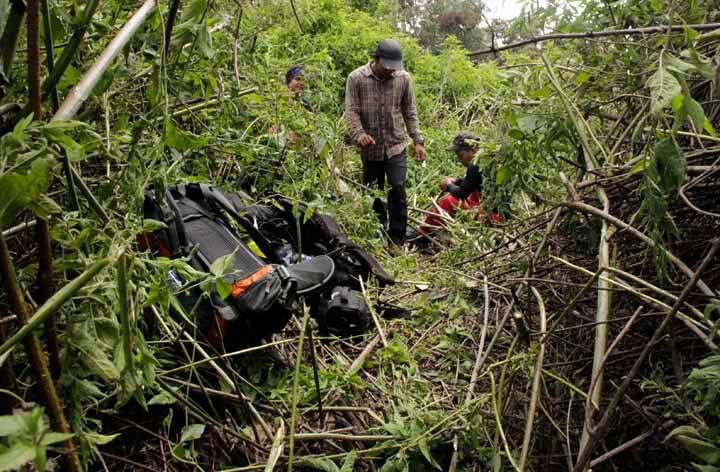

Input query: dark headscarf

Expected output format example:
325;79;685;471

285;66;303;85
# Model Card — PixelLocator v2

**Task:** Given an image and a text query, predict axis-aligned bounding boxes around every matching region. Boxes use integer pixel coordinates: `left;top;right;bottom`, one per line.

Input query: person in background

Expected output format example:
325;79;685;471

418;132;502;236
285;65;304;96
269;65;306;144
345;39;426;248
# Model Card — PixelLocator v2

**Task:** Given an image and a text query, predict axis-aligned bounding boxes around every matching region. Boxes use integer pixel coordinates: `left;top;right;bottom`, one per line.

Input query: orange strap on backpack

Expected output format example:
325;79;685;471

230;265;273;298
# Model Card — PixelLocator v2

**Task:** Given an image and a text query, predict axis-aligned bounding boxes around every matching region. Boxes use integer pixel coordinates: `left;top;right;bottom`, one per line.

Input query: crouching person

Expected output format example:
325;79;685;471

419;132;502;236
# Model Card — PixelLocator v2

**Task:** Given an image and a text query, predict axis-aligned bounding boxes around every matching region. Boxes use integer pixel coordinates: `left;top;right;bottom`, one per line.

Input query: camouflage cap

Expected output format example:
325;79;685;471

447;131;481;152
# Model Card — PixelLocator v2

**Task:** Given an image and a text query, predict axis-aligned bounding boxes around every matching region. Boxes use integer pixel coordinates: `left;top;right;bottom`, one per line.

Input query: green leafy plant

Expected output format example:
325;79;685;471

0;407;74;472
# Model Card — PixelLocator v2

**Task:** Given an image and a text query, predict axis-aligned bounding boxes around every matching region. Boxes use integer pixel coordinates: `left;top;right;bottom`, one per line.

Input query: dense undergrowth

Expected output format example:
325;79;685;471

2;0;720;470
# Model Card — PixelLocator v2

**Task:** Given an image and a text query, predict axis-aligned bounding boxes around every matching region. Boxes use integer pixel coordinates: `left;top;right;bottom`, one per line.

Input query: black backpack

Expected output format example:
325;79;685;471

140;183;393;346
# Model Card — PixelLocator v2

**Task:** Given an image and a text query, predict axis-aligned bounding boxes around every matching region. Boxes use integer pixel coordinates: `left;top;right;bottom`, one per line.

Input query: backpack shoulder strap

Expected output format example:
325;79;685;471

200;185;283;264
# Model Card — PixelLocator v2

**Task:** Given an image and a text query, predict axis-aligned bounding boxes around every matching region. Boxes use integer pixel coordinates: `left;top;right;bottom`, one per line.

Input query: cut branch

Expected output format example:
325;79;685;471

467;23;720;56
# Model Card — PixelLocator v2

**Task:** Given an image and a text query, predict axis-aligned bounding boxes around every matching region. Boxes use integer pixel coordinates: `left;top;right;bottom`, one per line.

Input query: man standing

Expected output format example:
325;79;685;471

345;39;426;247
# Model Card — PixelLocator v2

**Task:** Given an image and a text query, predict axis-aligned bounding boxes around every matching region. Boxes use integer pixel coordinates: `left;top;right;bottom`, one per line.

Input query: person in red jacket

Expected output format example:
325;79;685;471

419;132;502;236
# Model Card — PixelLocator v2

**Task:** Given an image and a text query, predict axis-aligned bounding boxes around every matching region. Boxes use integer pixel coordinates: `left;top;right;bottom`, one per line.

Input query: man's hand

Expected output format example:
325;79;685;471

414;143;426;161
440;176;454;192
357;134;376;147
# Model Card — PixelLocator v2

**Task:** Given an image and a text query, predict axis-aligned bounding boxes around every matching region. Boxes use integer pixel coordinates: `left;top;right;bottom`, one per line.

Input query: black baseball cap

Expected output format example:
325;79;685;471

375;39;404;70
447;131;481;152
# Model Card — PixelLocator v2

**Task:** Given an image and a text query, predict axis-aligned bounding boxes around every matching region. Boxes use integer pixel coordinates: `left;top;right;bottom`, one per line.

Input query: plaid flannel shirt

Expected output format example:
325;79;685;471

345;63;423;161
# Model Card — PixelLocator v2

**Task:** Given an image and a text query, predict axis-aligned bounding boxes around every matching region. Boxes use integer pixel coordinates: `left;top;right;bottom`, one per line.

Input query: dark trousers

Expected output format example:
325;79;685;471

363;151;407;241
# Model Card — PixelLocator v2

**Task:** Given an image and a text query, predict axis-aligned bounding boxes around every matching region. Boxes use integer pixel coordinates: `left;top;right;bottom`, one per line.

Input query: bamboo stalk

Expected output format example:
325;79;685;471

544;53;615;458
117;255;134;375
0;0;26;78
26;0;42;119
519;287;547;471
263;421;285;472
359;277;387;348
348;335;381;375
288;308;311;472
37;0;63;379
39;0;59;110
583;306;643;431
26;0;62;382
0;309;18;414
0;235;81;472
306;324;323;425
551;256;717;350
54;0;156;120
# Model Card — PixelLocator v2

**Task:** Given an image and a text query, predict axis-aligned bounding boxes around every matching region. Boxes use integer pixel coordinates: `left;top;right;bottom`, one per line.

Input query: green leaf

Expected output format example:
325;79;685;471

216;278;231;300
34;444;47;472
650;0;663;13
665;54;695;75
673;435;720;465
652;137;685;196
703;119;717;137
672;94;684;114
495;165;511;185
209;253;234;278
693;463;720;472
300;457;340;472
57;65;81;92
0;415;25;437
82;432;120;446
148;389;178;406
181;0;206;21
179;423;205;444
39;432;73;447
379;457;408;472
575;71;590;85
163;122;207;151
628;156;649;175
340;451;358;472
197;25;214;59
0;443;35;472
418;438;442;470
31;195;62;221
42;127;85;162
0;157;55;227
508;129;524;140
688;49;715;79
685;96;709;131
75;336;121;382
92;69;116;96
647;66;681;114
141;219;167;232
